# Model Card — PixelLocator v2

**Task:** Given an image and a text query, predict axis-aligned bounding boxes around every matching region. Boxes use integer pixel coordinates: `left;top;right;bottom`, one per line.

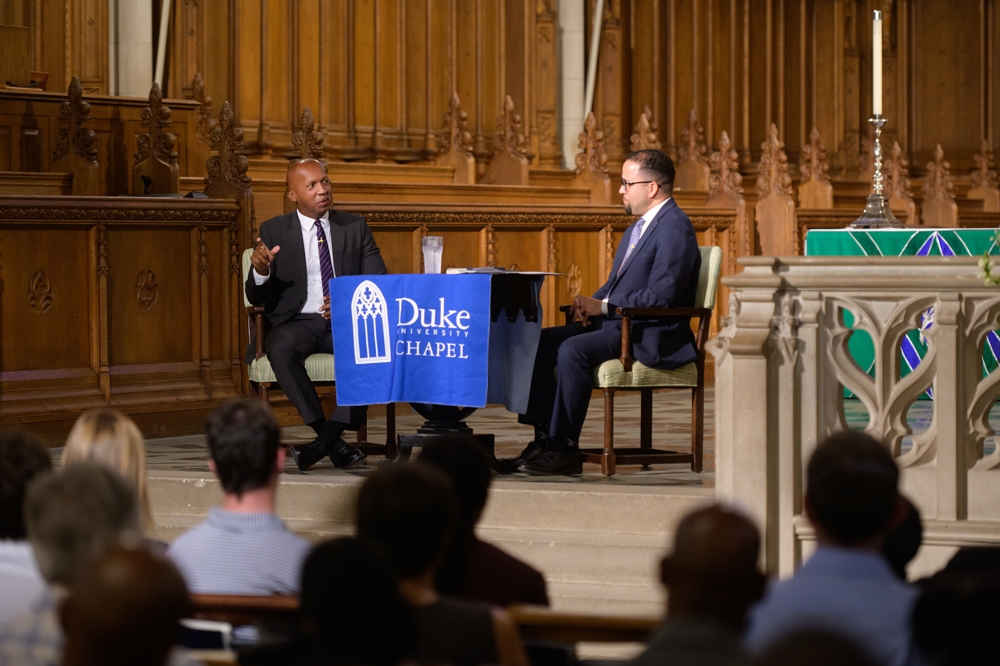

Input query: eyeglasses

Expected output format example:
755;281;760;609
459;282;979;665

621;178;658;189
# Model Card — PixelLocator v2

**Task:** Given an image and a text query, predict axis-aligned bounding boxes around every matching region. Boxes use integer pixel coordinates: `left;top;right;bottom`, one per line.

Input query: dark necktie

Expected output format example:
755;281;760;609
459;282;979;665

617;220;644;275
314;220;335;297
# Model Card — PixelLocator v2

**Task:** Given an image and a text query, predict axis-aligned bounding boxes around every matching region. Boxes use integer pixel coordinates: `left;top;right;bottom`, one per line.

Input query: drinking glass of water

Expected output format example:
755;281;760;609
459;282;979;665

422;236;443;274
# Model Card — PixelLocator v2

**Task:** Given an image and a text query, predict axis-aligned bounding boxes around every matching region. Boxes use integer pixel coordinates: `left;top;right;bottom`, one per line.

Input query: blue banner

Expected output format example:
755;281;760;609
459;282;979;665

329;274;492;407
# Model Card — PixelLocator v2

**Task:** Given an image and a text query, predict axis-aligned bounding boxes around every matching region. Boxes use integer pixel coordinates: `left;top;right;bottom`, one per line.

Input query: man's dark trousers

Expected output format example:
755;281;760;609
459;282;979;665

518;320;617;444
265;313;367;429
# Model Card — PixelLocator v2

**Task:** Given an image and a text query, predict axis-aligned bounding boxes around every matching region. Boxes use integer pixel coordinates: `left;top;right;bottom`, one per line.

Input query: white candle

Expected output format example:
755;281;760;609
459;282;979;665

873;10;882;116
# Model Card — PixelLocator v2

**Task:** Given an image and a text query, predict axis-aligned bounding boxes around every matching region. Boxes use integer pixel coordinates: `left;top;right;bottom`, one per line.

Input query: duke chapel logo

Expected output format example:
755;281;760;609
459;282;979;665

352;281;391;364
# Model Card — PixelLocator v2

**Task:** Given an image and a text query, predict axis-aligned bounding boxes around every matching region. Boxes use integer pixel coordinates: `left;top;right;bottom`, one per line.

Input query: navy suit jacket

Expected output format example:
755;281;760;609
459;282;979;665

592;198;701;370
244;209;387;362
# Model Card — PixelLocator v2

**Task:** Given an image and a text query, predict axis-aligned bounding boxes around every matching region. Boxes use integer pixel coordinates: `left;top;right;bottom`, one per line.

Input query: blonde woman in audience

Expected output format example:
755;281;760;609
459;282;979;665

62;409;154;532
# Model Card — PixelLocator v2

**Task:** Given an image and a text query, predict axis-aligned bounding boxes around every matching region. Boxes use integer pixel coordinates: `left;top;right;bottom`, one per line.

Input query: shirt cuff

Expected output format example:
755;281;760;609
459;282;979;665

602;298;610;316
252;268;270;285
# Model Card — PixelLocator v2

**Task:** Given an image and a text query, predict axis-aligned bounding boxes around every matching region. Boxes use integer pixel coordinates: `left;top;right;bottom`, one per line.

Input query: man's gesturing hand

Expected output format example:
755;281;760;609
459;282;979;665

251;237;281;276
571;295;603;327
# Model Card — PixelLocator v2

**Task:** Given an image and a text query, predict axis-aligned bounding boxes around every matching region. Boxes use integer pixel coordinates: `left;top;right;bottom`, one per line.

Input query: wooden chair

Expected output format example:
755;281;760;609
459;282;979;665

565;246;722;476
241;249;396;458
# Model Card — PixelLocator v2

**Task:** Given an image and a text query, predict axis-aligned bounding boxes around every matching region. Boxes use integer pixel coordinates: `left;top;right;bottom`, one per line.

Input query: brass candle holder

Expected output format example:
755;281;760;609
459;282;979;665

850;115;905;228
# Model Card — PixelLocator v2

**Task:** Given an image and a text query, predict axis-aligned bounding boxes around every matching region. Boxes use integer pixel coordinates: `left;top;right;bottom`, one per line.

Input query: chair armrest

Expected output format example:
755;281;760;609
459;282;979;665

616;307;714;372
615;307;712;318
559;304;572;325
247;306;266;360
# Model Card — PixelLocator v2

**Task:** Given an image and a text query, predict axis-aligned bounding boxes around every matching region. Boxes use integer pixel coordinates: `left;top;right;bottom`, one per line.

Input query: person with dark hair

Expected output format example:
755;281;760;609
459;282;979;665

416;439;548;607
881;495;922;581
0;428;52;624
752;630;879;666
506;148;701;475
744;431;921;666
356;465;529;666
168;398;310;594
629;504;764;666
60;545;190;666
0;463;144;666
300;537;417;666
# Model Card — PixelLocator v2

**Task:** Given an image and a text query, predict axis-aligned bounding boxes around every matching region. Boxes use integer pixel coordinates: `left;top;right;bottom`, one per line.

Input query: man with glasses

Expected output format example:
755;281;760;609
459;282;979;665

506;149;701;475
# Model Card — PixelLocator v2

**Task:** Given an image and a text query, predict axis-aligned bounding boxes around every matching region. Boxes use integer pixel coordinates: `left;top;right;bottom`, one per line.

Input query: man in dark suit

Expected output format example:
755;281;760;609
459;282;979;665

246;159;387;470
513;149;701;475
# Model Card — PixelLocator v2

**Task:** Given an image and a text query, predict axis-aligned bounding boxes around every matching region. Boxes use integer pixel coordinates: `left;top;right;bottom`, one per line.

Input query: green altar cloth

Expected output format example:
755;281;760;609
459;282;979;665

805;229;1000;393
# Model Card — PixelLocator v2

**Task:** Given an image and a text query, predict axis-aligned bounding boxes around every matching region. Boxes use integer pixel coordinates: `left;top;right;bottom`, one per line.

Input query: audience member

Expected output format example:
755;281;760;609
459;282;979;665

60;545;189;666
752;630;878;666
0;464;143;666
300;537;417;666
743;430;921;666
417;439;549;607
912;546;1000;665
356;465;529;666
881;495;922;581
0;429;52;625
62;409;154;531
168;398;310;595
628;504;764;666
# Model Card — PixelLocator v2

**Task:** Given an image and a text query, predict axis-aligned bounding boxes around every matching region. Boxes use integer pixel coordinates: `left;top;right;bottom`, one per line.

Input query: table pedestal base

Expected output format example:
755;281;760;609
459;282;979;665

382;432;498;468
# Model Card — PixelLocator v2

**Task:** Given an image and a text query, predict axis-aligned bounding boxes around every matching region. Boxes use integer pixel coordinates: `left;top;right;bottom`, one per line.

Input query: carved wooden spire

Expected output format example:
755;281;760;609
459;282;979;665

629;105;661;151
707;131;744;201
436;92;476;184
921;144;958;227
482;95;529;185
675;109;709;191
132;82;179;194
798;127;833;208
883;141;916;226
192;72;214;146
291;106;325;161
571;112;611;204
969;139;1000;212
51;76;99;195
757;124;793;199
204;101;256;243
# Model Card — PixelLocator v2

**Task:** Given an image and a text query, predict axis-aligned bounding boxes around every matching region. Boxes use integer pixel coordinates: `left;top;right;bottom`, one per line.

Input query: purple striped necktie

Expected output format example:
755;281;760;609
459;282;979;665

617;220;644;275
314;220;335;297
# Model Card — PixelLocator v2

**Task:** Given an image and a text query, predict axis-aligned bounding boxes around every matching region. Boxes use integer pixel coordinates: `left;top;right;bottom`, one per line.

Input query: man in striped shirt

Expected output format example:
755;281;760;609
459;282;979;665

168;399;311;595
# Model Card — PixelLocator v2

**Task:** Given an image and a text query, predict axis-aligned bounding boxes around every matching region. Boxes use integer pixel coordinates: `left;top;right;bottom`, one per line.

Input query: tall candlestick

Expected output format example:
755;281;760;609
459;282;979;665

873;10;883;115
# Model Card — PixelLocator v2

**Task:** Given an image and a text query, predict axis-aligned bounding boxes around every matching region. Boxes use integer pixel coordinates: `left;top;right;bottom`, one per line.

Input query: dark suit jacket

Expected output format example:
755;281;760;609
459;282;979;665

456;537;549;608
592;198;701;370
244;209;387;361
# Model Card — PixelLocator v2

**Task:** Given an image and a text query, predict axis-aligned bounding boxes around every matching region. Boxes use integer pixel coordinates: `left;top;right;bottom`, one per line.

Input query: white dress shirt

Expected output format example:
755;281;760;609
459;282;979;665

253;210;336;316
601;197;672;315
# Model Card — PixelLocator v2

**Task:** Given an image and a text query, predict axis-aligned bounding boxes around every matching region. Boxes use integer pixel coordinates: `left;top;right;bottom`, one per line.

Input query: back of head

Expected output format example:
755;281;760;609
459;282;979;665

881;495;922;580
356;464;456;579
662;504;763;629
624;148;675;192
752;629;878;666
806;430;899;546
0;428;52;540
24;463;142;584
205;398;280;496
301;537;416;666
63;409;152;529
416;439;491;532
61;545;189;666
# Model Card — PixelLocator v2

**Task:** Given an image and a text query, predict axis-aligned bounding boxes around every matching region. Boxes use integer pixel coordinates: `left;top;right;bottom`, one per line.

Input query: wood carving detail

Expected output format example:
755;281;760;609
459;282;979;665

0;208;237;222
485;223;496;267
885;142;914;200
291;106;325;161
923;144;955;202
677;109;708;165
198;223;209;276
800;128;831;185
191;72;215;146
630;106;661;152
206;102;252;194
135;83;178;166
971;140;998;190
757;124;793;199
604;224;614;271
707;131;744;200
493;95;528;158
135;270;159;312
52;77;98;165
97;222;109;277
566;263;582;299
28;271;53;315
574;112;609;177
546;224;557;272
439;92;474;155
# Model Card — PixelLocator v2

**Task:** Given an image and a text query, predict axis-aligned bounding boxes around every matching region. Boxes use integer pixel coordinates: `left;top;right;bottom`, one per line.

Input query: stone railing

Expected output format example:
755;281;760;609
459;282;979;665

710;256;1000;577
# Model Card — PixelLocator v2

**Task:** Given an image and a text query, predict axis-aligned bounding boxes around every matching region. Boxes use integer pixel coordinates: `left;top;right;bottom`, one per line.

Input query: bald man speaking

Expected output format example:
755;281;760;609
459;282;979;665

245;159;387;471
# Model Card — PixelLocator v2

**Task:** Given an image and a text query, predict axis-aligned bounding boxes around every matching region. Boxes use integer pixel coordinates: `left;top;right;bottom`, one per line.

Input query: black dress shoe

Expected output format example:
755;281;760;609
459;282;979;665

517;448;583;476
288;438;328;471
494;437;553;474
329;437;366;469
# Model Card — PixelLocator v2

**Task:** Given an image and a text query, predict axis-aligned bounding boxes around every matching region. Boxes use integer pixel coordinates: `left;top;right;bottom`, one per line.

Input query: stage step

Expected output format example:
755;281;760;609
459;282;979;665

149;471;713;616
